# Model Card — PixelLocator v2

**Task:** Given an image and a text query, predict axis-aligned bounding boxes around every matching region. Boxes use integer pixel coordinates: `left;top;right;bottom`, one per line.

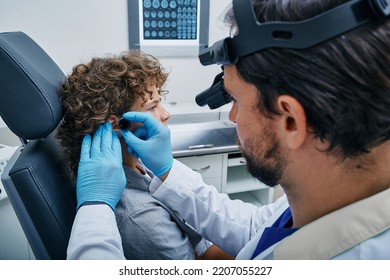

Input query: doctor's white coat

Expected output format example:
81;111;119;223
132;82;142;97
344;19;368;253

67;160;390;260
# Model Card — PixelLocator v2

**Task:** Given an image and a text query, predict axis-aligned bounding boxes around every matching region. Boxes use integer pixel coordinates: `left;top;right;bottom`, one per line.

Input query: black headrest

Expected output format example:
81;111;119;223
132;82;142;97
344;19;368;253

0;32;65;140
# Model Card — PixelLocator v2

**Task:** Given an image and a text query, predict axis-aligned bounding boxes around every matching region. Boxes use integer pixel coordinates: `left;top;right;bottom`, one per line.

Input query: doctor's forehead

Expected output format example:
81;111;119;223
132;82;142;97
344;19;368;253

223;64;260;100
223;65;240;94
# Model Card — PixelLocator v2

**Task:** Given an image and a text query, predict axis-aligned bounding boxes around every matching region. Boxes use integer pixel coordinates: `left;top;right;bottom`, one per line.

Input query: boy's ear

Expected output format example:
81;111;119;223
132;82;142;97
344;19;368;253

109;115;121;131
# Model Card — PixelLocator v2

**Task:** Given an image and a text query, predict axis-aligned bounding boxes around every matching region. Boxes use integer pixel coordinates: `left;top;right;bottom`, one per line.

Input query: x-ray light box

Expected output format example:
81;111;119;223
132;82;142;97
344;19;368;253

128;0;210;57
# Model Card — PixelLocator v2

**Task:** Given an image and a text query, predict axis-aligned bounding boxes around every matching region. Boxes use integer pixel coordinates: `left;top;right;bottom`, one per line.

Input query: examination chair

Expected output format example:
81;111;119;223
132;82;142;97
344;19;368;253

0;32;76;259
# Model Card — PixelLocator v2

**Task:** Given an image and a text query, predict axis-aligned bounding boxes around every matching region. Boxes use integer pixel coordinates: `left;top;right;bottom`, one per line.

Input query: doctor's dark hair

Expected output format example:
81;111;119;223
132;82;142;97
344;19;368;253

57;50;168;177
225;0;390;159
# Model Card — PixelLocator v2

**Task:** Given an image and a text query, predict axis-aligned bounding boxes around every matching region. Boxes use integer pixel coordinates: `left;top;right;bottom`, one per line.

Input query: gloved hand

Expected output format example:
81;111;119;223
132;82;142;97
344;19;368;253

120;112;173;177
76;122;126;211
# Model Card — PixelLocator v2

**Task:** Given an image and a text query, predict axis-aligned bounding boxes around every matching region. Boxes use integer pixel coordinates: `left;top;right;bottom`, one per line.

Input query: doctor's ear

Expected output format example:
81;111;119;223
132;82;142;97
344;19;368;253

276;95;307;150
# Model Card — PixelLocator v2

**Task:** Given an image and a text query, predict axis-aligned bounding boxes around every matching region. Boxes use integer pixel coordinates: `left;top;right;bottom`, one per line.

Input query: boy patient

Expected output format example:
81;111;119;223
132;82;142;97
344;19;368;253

57;50;232;260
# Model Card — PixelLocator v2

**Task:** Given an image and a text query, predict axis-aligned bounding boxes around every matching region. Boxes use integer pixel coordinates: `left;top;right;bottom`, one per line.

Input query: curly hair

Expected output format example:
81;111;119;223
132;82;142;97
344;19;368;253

57;50;168;178
225;0;390;160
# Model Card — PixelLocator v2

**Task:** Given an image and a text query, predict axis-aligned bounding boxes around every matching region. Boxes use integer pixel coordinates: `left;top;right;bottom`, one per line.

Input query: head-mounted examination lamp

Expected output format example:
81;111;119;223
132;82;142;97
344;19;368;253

195;71;232;109
195;0;390;109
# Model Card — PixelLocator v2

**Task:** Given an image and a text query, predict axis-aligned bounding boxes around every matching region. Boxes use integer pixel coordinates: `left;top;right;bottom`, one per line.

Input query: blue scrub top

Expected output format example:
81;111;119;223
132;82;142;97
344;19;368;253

251;208;298;259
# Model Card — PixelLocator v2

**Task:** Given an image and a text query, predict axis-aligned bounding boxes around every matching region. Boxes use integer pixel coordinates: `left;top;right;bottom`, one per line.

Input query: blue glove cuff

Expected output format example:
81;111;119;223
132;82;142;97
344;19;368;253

154;158;174;177
77;201;115;212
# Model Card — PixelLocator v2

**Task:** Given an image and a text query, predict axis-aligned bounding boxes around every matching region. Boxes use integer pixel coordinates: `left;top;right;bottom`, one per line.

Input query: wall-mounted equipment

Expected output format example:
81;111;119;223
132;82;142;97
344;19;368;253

128;0;210;57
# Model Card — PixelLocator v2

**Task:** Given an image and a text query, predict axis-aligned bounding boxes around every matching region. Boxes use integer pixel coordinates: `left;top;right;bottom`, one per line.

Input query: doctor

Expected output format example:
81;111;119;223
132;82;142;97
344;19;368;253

67;0;390;259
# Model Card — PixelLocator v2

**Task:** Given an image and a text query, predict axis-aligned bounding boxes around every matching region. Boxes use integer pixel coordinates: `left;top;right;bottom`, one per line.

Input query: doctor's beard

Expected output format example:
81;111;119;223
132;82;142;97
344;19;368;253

238;126;286;187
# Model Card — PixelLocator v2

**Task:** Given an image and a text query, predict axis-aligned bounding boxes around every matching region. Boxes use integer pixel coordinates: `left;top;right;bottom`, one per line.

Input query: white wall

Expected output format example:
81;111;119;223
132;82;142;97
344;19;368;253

0;0;231;103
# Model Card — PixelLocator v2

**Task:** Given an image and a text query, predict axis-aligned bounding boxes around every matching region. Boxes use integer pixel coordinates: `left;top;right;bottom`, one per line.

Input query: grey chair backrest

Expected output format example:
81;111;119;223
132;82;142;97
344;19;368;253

0;31;76;259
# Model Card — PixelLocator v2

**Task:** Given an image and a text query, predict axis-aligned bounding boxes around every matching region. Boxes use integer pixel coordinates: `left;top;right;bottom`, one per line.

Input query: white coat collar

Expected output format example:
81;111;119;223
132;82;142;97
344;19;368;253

236;195;289;260
273;188;390;259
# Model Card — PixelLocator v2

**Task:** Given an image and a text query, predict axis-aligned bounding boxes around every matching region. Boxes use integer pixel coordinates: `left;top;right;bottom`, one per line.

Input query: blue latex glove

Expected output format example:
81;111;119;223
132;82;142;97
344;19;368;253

76;122;126;211
120;112;173;177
